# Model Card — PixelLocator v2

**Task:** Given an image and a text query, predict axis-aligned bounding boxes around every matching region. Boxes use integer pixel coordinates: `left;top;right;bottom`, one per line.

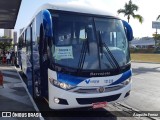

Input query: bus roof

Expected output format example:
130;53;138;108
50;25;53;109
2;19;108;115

37;3;115;17
20;4;117;37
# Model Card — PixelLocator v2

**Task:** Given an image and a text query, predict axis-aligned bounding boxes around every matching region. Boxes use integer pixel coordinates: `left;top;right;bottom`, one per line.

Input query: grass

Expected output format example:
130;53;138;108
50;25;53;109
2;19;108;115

131;53;160;63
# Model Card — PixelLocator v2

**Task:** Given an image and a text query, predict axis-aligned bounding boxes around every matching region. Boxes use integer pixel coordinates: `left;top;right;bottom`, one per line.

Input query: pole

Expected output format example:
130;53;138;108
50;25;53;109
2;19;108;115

0;71;3;88
155;28;157;48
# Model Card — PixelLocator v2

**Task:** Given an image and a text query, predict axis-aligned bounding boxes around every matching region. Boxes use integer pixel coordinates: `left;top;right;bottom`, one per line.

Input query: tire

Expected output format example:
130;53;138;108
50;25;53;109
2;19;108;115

33;73;42;99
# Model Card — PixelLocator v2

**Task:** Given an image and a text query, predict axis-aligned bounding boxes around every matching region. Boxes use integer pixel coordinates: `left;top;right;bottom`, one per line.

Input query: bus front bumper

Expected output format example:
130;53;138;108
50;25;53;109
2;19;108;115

48;81;131;110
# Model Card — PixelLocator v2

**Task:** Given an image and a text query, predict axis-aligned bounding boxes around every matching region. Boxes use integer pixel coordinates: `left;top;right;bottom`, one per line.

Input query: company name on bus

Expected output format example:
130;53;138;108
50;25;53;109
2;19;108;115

90;72;110;76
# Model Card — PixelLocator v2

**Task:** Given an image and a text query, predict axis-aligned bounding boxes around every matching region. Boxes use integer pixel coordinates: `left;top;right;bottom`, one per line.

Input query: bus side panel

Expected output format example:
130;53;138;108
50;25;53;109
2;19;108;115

17;38;23;68
38;10;53;98
18;10;52;99
25;26;33;96
20;32;28;84
32;12;43;98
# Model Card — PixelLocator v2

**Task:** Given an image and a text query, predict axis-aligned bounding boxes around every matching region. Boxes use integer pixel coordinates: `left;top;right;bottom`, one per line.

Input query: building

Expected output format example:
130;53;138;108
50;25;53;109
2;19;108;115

19;28;24;35
13;31;17;44
2;29;18;51
13;31;17;51
131;37;155;49
4;29;13;38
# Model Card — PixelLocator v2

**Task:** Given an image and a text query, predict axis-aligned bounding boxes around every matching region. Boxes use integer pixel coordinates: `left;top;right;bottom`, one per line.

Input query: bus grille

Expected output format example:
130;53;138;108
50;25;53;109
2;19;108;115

70;84;124;94
76;94;121;105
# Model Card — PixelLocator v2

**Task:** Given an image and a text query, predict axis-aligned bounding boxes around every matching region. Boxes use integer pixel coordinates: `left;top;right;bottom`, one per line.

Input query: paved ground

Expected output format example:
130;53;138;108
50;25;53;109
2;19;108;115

0;66;39;120
1;62;160;120
121;62;160;111
118;62;160;120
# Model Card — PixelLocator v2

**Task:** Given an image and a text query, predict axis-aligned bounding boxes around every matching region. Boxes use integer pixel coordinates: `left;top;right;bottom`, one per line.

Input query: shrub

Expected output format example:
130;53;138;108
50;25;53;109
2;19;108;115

130;48;156;53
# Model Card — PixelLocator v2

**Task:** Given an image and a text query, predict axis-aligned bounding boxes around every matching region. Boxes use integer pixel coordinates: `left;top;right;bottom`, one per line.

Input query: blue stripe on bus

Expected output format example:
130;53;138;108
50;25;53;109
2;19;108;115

57;73;85;86
57;69;132;86
109;70;132;86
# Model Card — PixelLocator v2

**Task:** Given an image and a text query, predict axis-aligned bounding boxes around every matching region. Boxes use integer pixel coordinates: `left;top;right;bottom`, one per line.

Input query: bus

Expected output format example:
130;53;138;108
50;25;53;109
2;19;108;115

17;4;133;110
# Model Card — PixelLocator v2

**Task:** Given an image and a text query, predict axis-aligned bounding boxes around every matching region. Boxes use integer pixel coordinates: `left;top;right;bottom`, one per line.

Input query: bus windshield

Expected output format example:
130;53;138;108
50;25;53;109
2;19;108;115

51;12;130;71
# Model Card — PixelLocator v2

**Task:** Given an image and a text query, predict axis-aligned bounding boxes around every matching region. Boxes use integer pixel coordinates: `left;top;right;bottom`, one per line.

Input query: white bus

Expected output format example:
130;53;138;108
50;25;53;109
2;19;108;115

18;4;133;110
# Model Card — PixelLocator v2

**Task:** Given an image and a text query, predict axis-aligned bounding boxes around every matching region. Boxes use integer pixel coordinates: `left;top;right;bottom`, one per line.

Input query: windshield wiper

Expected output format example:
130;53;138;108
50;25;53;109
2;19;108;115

77;40;89;72
97;31;121;70
103;42;121;70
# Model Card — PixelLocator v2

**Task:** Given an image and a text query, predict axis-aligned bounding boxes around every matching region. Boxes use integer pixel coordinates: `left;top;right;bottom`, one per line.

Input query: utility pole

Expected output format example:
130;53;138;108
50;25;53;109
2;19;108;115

152;21;160;49
155;28;157;48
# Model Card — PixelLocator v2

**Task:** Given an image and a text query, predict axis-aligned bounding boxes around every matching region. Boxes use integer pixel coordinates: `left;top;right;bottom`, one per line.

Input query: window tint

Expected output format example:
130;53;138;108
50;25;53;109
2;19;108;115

26;27;31;53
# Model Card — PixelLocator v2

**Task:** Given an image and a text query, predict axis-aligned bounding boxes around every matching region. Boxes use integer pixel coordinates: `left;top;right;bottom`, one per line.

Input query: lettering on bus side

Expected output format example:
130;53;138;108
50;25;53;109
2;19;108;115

85;79;114;84
90;72;110;76
85;79;99;84
104;79;114;84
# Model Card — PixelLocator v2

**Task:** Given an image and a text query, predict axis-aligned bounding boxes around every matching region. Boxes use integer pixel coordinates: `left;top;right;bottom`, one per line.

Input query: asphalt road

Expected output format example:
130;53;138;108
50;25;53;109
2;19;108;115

121;62;160;111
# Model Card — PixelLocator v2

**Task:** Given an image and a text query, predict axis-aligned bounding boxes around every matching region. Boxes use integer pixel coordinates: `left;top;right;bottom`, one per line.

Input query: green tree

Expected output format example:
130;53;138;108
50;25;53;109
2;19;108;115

1;36;10;39
117;0;143;23
0;42;12;51
153;33;160;50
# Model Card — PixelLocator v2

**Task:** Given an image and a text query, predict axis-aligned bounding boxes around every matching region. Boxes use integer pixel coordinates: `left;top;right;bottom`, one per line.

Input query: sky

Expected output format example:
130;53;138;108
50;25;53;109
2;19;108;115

0;0;160;38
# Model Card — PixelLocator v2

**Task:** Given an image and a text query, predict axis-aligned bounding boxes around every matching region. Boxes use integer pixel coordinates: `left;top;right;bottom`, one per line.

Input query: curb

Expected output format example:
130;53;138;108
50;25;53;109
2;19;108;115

131;61;160;64
15;67;44;120
116;102;158;120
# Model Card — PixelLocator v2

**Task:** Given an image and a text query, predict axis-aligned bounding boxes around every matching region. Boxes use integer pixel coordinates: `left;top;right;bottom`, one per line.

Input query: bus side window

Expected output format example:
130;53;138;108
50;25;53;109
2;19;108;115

26;26;31;54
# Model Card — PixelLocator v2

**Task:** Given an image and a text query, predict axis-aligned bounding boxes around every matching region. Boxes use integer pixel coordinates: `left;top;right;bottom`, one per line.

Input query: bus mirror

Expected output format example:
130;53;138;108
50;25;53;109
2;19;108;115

122;20;133;41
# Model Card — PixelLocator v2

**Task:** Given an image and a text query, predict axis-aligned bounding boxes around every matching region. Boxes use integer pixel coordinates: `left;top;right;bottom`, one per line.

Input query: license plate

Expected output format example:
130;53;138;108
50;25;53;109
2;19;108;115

92;102;107;109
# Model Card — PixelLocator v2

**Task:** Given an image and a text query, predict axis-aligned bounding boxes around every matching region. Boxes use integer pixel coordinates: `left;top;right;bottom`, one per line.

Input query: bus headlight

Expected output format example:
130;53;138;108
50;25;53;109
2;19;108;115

49;77;74;90
122;78;131;86
60;83;70;89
